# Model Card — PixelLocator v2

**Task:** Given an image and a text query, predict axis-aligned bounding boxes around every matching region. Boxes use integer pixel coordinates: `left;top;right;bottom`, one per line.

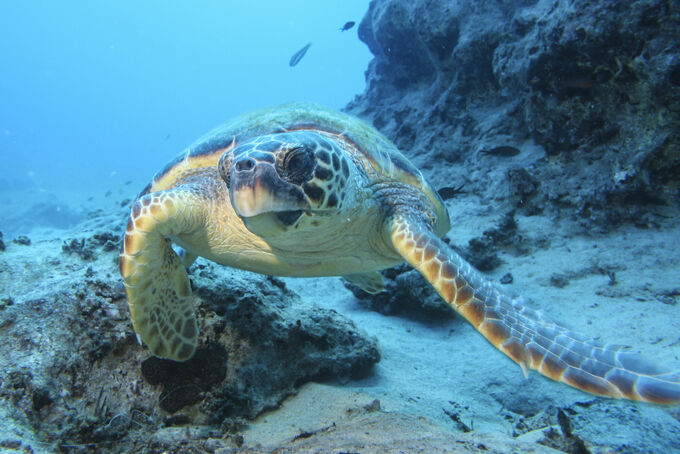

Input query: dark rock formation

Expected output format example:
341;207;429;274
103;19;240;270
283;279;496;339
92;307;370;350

0;214;379;449
188;264;380;422
347;0;680;230
345;211;533;316
344;263;453;317
343;3;680;452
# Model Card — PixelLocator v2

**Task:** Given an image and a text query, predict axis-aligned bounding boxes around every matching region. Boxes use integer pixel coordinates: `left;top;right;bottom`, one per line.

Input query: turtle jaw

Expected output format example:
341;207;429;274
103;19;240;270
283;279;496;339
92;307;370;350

231;180;306;219
229;163;311;236
239;210;306;238
275;210;305;226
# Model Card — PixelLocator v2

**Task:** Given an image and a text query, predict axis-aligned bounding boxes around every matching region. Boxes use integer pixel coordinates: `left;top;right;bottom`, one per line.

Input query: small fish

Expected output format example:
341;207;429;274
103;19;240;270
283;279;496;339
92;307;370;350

437;184;465;200
480;146;520;157
289;42;311;67
340;21;355;31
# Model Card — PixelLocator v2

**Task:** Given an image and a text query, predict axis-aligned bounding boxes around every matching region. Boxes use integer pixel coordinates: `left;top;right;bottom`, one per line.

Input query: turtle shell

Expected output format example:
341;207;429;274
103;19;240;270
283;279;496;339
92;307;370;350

144;102;450;236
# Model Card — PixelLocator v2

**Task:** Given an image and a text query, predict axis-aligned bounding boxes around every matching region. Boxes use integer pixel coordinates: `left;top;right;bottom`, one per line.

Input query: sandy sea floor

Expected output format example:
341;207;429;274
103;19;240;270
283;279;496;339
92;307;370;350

1;188;679;453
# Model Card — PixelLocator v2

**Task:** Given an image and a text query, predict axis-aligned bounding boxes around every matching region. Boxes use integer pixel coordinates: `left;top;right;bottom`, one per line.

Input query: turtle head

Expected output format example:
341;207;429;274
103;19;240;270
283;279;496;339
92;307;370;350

218;131;352;238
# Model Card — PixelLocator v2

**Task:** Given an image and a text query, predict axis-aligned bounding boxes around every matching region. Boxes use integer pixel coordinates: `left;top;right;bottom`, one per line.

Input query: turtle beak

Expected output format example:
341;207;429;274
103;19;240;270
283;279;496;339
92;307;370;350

229;158;309;233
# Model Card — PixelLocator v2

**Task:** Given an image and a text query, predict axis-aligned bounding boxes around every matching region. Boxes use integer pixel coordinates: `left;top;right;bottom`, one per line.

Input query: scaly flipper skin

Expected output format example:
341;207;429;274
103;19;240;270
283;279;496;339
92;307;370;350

391;214;680;404
119;188;202;361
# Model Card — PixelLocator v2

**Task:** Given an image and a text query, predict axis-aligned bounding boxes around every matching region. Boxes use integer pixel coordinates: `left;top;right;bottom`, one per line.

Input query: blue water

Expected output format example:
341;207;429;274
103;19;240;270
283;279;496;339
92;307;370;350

0;1;371;205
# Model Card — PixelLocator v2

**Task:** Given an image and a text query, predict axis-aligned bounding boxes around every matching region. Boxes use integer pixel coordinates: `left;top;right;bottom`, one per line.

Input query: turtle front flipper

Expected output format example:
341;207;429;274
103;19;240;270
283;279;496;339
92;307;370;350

119;188;203;361
390;215;680;404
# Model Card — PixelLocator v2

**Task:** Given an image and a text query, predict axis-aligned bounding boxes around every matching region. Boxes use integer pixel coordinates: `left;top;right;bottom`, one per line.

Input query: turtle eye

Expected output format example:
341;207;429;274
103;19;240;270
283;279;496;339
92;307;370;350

282;147;314;184
218;151;234;188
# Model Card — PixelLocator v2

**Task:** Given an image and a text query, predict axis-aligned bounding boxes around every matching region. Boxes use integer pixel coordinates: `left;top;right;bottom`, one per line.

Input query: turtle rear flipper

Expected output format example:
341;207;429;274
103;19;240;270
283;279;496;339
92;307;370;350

391;215;680;404
177;247;198;268
343;271;385;294
119;189;202;361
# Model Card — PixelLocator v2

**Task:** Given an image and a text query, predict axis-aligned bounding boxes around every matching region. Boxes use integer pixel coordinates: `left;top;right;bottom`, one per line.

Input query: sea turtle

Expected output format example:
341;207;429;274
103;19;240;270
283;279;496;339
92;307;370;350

119;102;680;404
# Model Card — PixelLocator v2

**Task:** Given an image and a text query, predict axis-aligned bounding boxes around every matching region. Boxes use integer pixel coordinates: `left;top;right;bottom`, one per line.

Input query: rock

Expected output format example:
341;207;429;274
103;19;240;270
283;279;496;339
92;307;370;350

346;0;680;231
151;425;217;445
12;235;31;246
189;266;380;421
344;263;453;318
343;2;680;452
500;273;513;285
61;238;95;260
346;211;531;317
549;273;570;288
90;231;119;252
140;343;229;413
0;216;379;450
509;400;680;453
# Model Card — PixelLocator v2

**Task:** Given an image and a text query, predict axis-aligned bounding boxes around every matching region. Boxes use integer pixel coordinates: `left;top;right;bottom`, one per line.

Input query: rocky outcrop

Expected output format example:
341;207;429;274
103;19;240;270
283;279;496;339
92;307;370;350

343;3;680;452
344;263;453;317
0;212;379;449
347;0;680;229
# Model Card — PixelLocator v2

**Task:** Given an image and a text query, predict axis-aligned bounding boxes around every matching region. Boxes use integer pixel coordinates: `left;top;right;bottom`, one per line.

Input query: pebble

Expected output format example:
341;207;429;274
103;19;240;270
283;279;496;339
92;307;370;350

105;307;125;320
13;235;31;246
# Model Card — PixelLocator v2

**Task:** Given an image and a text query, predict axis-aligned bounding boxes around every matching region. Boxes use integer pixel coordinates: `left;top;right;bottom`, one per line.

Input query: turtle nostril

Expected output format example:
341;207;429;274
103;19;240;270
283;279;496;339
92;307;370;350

235;158;255;172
